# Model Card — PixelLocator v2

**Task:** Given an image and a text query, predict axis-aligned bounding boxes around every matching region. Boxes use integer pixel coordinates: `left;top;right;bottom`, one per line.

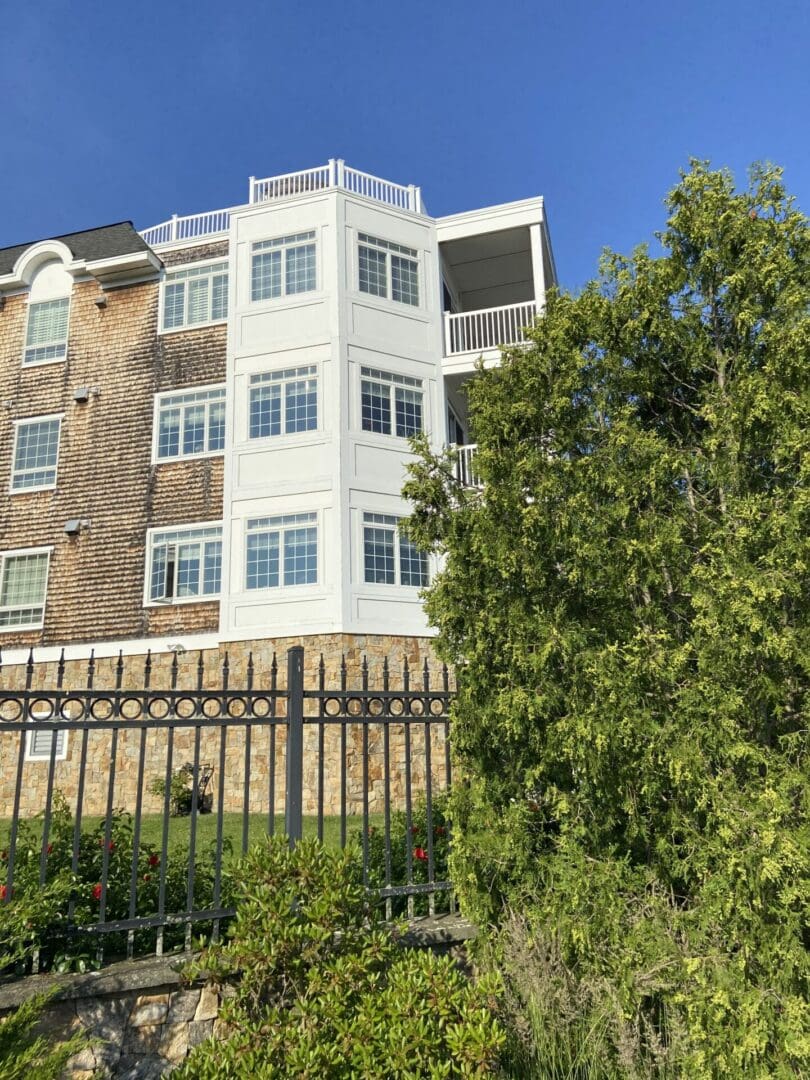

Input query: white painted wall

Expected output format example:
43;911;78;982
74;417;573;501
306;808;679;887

219;190;444;642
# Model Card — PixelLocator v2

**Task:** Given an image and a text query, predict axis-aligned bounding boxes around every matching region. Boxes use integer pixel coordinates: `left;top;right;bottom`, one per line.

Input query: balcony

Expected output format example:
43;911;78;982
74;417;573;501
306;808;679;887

452;444;481;488
443;301;536;360
140;160;424;248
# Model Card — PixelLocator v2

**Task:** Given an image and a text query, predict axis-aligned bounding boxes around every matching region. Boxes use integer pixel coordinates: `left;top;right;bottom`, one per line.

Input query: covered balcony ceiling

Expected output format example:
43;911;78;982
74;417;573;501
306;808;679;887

440;226;533;312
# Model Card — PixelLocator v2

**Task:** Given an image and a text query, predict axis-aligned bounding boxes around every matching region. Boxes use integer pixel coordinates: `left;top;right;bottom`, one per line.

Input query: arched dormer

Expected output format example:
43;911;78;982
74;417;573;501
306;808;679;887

23;251;74;365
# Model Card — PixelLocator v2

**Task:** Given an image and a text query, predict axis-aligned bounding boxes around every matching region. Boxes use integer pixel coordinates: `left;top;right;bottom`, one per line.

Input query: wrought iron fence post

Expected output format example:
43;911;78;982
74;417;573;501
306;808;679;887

285;646;305;848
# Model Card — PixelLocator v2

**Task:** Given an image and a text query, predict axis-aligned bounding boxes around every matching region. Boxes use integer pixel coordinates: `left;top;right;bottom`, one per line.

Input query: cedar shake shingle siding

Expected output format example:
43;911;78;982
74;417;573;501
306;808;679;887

0;232;227;649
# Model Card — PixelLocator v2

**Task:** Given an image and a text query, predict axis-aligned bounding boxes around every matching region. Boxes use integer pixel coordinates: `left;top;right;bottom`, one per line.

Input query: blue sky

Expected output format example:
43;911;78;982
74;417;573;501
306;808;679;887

0;0;807;290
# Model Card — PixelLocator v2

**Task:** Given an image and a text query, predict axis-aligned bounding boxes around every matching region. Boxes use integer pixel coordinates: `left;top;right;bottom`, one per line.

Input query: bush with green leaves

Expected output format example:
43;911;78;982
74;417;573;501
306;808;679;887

359;794;451;916
1;793;227;972
404;161;810;1077
174;836;505;1079
0;989;87;1080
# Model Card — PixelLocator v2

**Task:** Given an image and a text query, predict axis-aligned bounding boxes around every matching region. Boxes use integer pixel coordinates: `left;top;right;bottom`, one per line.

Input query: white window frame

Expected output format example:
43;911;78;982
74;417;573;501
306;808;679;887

244;512;319;592
144;522;223;607
152;385;227;463
159;258;229;334
25;705;68;763
357;233;420;307
361;513;429;588
0;546;52;631
10;414;63;493
360;367;424;440
250;232;317;303
248;365;319;441
23;296;71;365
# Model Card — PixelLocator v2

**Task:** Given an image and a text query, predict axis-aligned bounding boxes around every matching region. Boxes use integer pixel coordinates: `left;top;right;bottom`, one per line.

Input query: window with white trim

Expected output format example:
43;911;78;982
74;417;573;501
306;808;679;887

162;261;229;331
246;513;317;589
147;525;222;603
361;367;423;438
155;386;226;461
0;550;50;629
24;298;70;364
249;366;317;439
26;706;68;763
11;417;61;491
251;232;316;302
363;513;428;587
358;234;419;306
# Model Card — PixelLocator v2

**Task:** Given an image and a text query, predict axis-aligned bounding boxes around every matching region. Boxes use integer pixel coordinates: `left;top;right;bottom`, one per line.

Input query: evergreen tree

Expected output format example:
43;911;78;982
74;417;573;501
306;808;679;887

405;162;810;1076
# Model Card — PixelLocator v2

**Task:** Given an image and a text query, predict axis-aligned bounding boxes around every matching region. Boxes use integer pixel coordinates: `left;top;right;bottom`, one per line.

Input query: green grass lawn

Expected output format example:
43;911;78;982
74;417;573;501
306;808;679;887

1;812;383;862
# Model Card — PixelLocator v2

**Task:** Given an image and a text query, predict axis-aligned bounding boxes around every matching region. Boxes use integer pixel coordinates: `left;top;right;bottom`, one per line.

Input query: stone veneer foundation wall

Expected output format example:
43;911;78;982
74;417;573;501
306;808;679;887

0;634;451;819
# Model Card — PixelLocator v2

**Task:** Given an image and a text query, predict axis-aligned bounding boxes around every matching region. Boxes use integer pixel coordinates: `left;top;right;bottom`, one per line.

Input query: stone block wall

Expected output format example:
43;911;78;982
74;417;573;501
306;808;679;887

0;633;450;818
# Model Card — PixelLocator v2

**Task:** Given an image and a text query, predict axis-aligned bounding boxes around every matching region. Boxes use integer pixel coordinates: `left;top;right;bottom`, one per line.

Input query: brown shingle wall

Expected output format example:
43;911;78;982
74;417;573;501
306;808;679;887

0;249;228;649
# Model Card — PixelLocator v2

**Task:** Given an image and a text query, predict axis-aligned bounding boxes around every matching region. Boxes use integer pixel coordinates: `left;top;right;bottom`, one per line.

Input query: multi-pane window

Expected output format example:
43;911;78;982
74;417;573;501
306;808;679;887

251;232;316;301
0;550;50;628
24;298;70;364
358;234;419;306
155;386;226;460
26;707;67;762
363;514;428;587
246;513;317;589
11;417;61;490
249;367;317;438
147;526;222;603
361;367;423;438
162;262;229;331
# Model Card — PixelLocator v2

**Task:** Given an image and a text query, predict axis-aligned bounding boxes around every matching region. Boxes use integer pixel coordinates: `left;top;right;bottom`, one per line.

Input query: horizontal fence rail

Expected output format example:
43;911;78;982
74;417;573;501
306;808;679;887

0;647;454;974
140;161;424;248
444;300;537;356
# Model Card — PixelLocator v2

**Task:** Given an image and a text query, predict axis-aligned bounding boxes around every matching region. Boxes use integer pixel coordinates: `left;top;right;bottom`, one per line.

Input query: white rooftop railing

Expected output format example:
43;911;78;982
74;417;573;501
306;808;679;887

140;160;423;248
443;301;537;357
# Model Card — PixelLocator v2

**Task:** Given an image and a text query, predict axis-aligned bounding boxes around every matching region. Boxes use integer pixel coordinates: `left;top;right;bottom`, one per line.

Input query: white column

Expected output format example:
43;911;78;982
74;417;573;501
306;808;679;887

529;222;546;312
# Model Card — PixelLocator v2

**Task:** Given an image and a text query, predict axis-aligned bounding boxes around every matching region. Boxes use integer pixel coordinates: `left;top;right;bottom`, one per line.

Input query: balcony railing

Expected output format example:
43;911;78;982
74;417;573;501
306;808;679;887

444;301;537;357
453;444;481;488
140;160;423;248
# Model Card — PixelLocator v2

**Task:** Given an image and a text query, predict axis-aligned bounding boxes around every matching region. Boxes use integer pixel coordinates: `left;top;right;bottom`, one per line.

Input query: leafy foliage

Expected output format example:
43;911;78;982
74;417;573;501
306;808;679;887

0;989;87;1080
404;162;810;1076
0;793;227;971
175;836;505;1078
359;794;452;915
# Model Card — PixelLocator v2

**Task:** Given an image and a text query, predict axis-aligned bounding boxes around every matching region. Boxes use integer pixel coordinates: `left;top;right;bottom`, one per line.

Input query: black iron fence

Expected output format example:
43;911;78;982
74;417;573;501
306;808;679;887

0;646;454;972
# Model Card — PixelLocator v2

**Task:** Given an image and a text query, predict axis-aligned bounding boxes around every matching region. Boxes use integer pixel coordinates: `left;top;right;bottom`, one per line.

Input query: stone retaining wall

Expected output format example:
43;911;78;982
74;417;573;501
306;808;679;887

0;916;475;1078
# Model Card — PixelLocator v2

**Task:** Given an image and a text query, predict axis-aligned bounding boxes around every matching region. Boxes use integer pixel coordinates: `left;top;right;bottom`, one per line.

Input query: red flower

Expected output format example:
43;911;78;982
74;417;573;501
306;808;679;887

92;883;102;901
0;885;7;900
410;826;420;835
46;843;53;855
142;873;151;883
435;826;446;837
98;838;115;851
413;847;428;861
148;853;160;867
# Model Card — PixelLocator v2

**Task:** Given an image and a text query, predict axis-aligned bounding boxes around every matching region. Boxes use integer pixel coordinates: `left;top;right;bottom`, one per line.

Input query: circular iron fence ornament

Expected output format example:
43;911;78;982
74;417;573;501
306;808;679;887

0;698;24;722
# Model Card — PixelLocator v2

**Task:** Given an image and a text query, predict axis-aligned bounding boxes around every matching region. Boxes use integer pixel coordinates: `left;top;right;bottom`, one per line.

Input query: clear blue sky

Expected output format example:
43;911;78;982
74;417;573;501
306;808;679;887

1;0;807;290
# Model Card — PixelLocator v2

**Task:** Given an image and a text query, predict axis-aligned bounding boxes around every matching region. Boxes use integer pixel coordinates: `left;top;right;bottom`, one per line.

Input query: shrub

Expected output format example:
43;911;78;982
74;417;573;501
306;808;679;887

358;793;452;916
149;765;195;816
404;162;810;1076
175;836;505;1079
0;793;228;972
0;989;87;1080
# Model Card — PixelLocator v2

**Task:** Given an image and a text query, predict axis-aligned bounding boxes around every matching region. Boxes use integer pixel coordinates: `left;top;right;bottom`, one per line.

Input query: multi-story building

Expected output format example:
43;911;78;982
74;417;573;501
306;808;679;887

0;161;555;683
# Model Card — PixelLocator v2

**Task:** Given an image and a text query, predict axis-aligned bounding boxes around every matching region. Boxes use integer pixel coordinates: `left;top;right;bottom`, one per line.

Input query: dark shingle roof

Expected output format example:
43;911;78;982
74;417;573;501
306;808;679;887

0;222;152;276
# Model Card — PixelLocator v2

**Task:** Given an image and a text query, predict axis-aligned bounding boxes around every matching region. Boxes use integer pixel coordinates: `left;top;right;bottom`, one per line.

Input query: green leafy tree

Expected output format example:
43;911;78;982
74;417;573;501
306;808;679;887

404;162;810;1077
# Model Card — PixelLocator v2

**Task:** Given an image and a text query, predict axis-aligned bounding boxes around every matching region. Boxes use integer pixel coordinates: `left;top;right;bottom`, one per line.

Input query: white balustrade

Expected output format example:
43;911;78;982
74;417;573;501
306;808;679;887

444;301;537;357
140;161;424;247
453;444;481;488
